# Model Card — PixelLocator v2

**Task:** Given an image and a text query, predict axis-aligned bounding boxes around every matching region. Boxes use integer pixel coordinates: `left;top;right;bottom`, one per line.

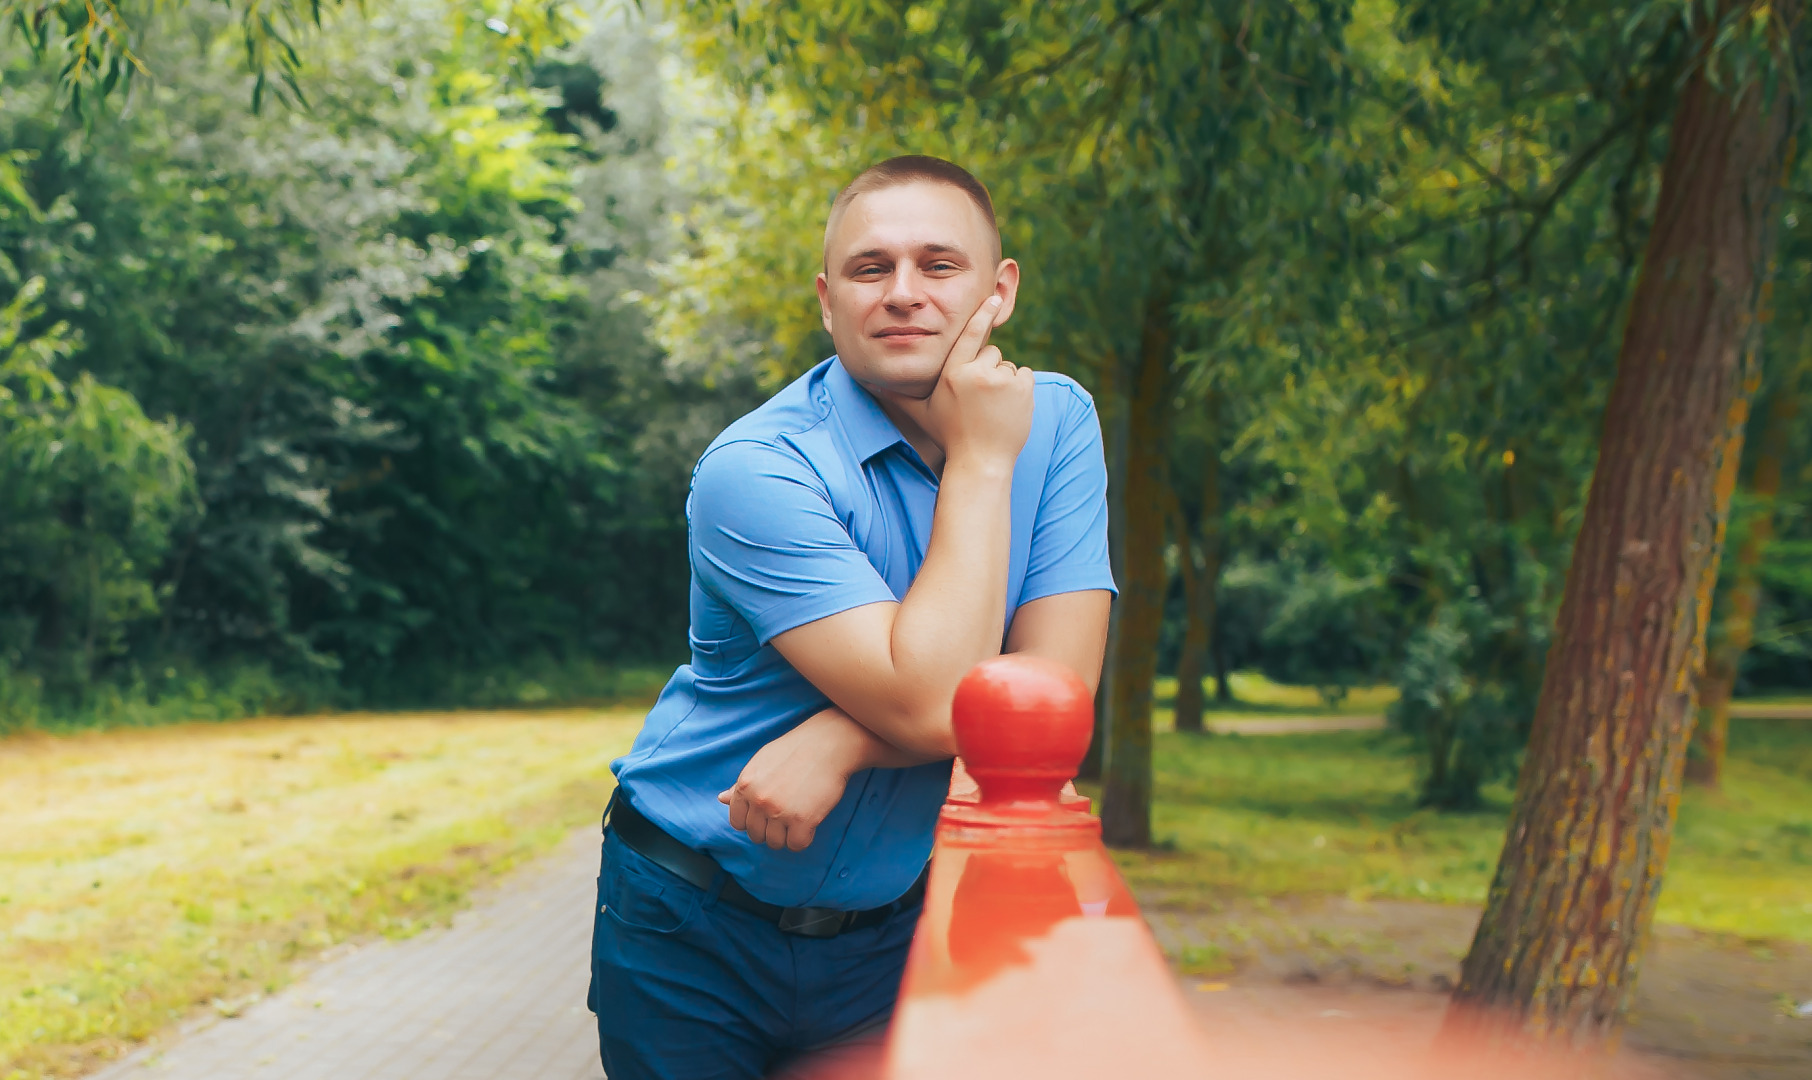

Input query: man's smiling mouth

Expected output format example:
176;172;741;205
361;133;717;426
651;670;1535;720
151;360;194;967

874;327;937;338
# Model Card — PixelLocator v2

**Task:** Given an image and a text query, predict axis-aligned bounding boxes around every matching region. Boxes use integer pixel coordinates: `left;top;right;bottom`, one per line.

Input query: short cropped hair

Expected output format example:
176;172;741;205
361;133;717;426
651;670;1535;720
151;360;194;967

824;155;1000;263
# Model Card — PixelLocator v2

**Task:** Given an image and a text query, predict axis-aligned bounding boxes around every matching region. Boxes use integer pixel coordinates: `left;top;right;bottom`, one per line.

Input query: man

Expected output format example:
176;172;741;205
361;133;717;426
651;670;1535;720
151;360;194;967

589;155;1114;1079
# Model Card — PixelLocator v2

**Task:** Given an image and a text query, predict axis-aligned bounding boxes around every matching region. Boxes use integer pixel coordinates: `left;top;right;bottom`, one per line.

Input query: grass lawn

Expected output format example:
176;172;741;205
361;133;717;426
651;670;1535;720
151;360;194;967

0;709;642;1080
1103;716;1812;945
6;691;1809;1079
1152;672;1398;731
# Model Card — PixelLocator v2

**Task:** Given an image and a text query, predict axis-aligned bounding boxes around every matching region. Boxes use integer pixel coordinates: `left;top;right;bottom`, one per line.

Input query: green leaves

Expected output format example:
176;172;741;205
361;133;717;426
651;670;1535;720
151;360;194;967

0;276;198;691
0;0;585;114
0;0;732;712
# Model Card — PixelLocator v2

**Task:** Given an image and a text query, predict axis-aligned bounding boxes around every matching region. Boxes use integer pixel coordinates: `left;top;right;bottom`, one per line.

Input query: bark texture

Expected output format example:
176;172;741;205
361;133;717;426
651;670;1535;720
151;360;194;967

1688;368;1800;787
1170;449;1223;735
1100;298;1173;848
1446;14;1799;1044
1080;360;1130;783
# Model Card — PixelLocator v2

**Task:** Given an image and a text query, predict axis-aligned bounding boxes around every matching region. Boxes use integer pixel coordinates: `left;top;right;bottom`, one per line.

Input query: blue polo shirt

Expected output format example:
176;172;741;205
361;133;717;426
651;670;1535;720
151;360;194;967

612;355;1114;910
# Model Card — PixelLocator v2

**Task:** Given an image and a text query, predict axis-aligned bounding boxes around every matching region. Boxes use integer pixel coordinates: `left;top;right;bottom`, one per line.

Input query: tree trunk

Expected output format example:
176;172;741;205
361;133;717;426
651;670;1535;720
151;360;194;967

1446;13;1799;1045
1170;520;1208;735
1171;444;1223;736
1687;366;1801;787
1081;357;1131;782
1100;297;1174;848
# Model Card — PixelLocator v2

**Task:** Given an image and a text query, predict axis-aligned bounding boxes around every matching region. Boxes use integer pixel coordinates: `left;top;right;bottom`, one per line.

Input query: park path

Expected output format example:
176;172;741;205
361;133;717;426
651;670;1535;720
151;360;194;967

93;828;606;1080
1201;699;1812;735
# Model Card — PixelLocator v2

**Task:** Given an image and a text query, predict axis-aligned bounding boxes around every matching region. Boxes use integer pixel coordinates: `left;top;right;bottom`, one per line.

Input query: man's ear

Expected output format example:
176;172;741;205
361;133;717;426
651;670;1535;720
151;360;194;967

991;259;1022;327
816;273;834;335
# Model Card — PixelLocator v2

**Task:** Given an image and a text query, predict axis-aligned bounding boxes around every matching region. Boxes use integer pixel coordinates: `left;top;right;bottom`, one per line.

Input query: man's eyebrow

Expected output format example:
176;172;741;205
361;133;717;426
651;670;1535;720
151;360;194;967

839;242;973;271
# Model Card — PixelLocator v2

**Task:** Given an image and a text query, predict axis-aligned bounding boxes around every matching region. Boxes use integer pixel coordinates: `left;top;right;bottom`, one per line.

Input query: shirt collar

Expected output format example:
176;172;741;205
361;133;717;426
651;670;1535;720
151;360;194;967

826;356;909;463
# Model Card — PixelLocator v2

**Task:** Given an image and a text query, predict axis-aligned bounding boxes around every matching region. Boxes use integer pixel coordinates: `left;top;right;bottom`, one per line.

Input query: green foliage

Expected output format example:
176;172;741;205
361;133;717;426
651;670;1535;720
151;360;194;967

1389;595;1544;808
0;0;578;112
3;0;1808;789
1212;558;1396;707
0;276;197;694
0;1;743;729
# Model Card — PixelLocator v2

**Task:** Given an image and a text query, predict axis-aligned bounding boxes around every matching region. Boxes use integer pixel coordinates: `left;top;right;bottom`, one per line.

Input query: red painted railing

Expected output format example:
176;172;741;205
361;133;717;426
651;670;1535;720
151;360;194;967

851;655;1589;1080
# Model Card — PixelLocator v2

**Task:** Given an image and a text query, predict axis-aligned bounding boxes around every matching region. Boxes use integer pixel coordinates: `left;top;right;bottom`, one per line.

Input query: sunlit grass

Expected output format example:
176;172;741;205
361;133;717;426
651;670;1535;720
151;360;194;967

1151;670;1399;733
0;709;641;1080
1103;718;1812;945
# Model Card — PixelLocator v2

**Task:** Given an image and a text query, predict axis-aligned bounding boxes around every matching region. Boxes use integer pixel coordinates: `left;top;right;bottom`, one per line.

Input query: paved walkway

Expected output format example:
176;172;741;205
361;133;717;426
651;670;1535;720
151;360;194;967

95;828;606;1080
1205;715;1384;735
1729;701;1812;720
1200;700;1812;735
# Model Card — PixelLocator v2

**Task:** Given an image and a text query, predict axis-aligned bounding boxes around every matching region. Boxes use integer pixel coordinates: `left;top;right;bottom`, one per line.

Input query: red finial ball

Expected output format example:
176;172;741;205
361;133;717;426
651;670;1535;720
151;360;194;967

951;656;1094;806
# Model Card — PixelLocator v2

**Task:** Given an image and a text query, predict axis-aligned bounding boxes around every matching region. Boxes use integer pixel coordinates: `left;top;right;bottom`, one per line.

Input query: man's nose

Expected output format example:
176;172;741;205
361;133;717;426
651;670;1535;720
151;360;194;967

882;265;927;311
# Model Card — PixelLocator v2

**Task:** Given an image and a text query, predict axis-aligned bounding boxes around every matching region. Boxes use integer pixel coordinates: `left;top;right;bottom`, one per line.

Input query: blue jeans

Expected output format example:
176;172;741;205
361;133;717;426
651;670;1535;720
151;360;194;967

587;829;918;1079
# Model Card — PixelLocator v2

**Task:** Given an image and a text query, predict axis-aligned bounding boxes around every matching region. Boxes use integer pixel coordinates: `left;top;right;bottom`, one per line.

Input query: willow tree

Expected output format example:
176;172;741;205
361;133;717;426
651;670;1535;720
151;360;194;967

0;0;571;111
662;0;1362;846
1446;0;1804;1042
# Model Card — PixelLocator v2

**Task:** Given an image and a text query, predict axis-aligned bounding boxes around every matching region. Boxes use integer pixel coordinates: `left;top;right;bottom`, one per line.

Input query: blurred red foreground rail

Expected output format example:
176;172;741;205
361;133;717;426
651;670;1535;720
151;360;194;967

861;655;1628;1080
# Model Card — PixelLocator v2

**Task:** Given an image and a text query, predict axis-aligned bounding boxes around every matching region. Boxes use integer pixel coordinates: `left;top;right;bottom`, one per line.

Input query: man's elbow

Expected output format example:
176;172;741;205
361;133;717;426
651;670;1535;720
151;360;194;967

866;701;957;759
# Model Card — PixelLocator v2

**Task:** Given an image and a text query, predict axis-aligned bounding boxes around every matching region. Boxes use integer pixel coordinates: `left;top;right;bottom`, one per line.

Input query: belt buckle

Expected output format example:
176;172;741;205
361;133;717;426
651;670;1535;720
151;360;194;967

776;905;851;938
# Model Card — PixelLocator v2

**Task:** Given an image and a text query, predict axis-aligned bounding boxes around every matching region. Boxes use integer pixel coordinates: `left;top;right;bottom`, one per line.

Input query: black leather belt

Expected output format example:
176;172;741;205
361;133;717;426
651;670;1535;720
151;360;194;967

604;791;927;939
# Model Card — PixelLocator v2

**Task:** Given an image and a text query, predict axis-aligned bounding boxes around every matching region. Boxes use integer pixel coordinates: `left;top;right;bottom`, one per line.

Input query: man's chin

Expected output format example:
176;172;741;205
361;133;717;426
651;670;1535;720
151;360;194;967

840;351;943;401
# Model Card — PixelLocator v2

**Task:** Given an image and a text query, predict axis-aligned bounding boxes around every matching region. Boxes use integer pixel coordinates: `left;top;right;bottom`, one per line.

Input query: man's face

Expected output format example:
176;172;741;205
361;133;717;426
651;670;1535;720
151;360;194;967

817;181;1019;401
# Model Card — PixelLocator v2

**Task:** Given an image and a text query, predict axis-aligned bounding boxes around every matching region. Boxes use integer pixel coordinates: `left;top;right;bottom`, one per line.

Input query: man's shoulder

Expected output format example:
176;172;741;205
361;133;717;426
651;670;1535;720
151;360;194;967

695;360;835;475
1031;372;1101;451
1032;370;1097;416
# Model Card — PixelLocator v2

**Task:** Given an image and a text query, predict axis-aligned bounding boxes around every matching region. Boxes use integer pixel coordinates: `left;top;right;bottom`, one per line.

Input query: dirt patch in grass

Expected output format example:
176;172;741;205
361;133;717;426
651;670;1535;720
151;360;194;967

0;709;642;1080
1112;715;1812;1078
1146;895;1812;1080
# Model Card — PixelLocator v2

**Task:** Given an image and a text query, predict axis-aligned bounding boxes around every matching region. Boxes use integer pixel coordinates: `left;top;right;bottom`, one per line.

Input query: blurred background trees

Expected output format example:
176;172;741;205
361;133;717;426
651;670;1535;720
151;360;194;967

2;0;1808;1050
0;0;758;724
5;0;1803;810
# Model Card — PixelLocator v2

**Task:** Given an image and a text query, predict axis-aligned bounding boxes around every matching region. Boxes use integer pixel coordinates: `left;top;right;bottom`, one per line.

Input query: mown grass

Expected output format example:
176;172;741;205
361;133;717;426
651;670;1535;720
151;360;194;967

1152;672;1399;730
1104;717;1812;944
0;658;674;738
0;709;643;1080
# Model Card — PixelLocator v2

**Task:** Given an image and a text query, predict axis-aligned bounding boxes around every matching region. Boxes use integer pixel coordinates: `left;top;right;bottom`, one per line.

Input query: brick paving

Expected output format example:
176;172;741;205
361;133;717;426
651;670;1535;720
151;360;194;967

94;827;607;1080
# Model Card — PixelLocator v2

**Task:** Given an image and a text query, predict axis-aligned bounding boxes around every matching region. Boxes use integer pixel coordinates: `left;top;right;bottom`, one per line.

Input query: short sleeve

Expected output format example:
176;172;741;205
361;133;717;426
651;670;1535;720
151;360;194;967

689;439;900;645
1020;388;1118;603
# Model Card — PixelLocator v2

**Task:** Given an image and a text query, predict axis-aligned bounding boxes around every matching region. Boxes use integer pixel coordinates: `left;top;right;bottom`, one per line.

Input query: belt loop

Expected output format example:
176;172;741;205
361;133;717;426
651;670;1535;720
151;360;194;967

602;788;619;833
702;868;729;910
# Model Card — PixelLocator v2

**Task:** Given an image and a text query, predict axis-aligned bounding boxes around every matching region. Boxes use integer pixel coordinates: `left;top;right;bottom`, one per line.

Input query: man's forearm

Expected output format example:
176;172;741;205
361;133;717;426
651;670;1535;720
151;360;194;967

872;458;1016;755
814;706;948;771
768;298;1034;758
765;460;1018;760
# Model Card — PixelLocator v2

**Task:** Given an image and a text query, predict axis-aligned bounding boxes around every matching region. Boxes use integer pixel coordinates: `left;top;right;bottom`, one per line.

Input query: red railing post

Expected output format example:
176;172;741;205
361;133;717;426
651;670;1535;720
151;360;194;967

881;655;1212;1079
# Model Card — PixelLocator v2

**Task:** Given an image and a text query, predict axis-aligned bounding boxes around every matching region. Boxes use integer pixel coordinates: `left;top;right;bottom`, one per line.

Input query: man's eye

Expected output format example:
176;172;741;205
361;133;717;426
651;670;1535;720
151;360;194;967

854;266;887;277
927;262;957;272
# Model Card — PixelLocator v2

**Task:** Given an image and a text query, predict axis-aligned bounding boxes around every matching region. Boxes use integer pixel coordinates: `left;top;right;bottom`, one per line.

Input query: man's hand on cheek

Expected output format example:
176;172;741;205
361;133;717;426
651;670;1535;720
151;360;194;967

894;295;1032;471
718;707;874;852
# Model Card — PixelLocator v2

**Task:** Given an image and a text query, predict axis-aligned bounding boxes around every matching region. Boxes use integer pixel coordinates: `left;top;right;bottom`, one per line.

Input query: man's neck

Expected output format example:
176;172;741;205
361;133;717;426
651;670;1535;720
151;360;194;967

873;393;947;477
